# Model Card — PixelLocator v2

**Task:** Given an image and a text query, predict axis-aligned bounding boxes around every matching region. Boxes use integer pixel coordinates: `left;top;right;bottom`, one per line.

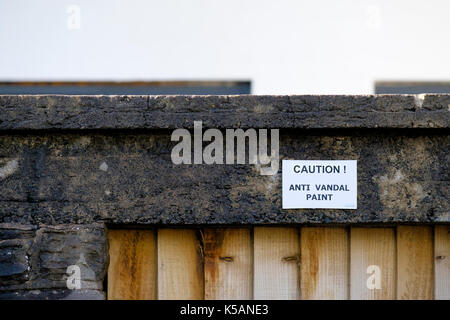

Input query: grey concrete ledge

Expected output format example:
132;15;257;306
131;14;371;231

0;94;449;130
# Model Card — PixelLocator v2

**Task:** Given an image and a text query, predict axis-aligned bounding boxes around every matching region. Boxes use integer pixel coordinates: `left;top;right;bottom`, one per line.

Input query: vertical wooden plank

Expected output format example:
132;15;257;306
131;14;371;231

434;225;450;300
397;226;433;300
301;227;349;300
204;228;252;299
108;229;156;300
350;228;395;300
157;229;204;300
254;227;300;299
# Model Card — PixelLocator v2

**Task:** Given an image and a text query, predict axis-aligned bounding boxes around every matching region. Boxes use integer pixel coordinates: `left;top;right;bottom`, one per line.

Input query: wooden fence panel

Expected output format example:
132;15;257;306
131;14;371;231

350;228;395;300
157;229;204;299
108;229;157;300
253;227;300;299
397;226;433;300
204;228;252;299
300;227;349;300
434;225;449;300
107;225;446;300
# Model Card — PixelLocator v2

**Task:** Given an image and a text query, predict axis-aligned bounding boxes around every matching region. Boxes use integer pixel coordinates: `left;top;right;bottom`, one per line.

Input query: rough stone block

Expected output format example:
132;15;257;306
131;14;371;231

0;223;108;299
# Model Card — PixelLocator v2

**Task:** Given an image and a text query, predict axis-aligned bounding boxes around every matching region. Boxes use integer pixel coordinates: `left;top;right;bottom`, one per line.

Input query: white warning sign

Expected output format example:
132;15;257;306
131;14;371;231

282;160;357;209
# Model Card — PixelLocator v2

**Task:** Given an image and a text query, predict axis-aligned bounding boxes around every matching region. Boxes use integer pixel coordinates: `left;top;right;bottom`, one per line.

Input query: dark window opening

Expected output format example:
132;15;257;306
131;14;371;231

375;81;450;94
0;81;251;95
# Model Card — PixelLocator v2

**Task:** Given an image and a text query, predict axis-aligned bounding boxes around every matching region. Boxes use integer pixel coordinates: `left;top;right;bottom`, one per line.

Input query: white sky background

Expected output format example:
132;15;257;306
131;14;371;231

0;0;449;94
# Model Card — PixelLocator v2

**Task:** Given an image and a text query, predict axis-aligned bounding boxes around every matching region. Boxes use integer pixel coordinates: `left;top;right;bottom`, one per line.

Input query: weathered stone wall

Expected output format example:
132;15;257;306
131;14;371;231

0;95;448;299
0;132;447;225
0;223;107;299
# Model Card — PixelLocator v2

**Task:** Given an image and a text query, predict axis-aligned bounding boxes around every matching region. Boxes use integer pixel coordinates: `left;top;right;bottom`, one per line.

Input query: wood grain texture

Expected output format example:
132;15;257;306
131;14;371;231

301;227;349;300
254;227;300;299
397;226;433;300
350;228;395;300
157;229;204;300
204;228;252;299
434;225;450;300
108;229;156;300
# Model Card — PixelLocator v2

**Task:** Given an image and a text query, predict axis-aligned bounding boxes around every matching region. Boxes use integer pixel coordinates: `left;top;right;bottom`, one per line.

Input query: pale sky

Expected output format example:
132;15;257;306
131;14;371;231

1;0;449;94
